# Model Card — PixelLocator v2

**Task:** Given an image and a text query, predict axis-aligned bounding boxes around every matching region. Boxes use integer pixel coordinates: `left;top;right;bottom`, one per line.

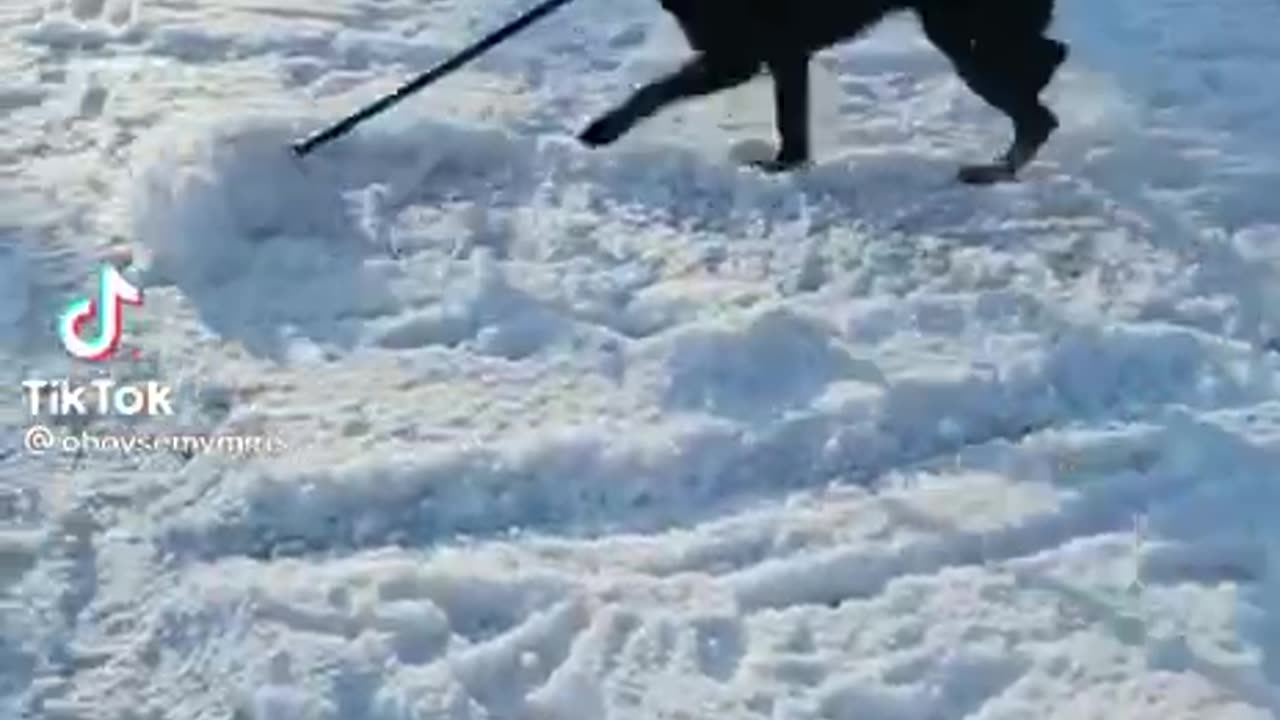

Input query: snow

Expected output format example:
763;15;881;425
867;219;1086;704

2;0;1280;718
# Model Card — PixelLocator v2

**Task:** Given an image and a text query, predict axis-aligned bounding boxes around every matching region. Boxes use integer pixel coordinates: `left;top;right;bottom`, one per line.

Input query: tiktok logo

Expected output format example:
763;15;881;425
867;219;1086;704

57;264;143;361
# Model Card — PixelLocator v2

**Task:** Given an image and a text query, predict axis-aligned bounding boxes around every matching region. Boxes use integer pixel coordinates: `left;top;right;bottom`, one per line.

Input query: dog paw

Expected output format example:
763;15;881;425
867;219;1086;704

578;114;627;147
957;162;1018;185
748;154;809;174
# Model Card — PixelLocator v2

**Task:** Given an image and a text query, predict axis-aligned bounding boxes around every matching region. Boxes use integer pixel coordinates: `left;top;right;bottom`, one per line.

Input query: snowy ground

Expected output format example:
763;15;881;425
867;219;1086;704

2;0;1280;718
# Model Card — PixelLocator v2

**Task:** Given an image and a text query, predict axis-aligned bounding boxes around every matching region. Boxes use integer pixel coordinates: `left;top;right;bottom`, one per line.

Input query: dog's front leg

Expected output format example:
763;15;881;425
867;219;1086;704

753;54;812;173
580;55;761;147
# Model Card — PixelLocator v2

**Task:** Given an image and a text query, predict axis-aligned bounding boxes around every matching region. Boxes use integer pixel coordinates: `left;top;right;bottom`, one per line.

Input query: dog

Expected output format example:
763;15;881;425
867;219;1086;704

577;0;1068;184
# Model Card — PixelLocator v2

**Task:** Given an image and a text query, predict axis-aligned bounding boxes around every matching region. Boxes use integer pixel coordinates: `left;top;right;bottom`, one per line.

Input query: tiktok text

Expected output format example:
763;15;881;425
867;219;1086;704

21;379;175;417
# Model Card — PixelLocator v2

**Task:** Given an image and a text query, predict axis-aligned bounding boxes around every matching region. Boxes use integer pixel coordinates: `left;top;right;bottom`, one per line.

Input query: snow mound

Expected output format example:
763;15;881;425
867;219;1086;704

651;306;873;420
128;114;534;288
129;117;358;287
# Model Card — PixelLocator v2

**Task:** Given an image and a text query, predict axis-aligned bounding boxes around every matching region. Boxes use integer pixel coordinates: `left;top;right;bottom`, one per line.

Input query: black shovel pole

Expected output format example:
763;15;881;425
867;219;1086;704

291;0;580;157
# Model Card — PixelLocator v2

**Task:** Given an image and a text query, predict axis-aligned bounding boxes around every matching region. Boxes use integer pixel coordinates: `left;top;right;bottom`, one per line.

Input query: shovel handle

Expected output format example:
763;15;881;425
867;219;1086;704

292;0;581;157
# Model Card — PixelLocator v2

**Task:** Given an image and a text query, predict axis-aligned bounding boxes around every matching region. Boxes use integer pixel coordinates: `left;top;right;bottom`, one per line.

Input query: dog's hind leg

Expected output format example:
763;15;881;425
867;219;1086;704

917;3;1065;183
579;55;761;148
1027;36;1069;96
981;0;1067;98
966;39;1065;183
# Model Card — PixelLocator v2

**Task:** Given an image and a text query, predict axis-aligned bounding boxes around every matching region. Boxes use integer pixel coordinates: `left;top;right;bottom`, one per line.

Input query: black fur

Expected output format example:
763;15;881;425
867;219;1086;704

579;0;1068;183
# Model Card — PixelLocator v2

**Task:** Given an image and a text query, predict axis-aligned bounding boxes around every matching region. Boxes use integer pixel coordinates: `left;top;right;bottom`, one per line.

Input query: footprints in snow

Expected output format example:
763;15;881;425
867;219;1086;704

37;0;139;31
233;521;1073;720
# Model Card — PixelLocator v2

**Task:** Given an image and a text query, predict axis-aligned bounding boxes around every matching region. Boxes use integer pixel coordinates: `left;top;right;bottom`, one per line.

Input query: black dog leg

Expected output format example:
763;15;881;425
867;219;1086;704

753;53;813;172
959;69;1059;184
918;5;1065;183
579;55;761;147
987;37;1066;181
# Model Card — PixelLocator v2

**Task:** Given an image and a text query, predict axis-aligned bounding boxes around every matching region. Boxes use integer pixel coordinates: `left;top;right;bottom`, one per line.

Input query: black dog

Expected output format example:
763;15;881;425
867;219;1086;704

578;0;1068;184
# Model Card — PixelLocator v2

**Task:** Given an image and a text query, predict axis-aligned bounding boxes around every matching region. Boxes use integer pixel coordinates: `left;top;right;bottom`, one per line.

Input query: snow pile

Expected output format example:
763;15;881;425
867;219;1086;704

129;118;372;288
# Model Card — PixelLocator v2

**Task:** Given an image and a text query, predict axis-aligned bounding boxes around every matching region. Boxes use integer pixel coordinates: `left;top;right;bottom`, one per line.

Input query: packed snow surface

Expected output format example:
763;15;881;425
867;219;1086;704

2;0;1280;718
